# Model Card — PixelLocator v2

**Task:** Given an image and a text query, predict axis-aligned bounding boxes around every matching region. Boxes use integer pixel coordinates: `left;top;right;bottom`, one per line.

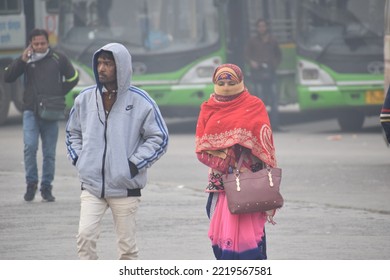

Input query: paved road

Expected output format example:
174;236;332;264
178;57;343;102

0;110;389;260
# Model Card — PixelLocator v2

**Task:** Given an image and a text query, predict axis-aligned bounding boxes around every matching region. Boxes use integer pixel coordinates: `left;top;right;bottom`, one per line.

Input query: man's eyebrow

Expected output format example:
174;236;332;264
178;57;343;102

98;58;115;63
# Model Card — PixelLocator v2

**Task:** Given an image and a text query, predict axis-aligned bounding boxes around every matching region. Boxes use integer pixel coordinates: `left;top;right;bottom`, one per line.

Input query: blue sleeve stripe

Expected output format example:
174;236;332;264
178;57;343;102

65;132;78;162
65;105;79;162
131;86;169;169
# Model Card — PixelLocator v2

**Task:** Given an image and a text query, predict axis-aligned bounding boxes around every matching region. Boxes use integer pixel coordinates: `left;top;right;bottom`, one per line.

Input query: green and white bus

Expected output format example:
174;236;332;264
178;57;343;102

295;0;385;131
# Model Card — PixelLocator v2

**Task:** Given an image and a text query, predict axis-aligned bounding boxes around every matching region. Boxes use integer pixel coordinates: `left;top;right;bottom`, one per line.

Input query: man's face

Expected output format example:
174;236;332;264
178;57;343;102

30;35;49;53
97;56;117;85
257;21;268;35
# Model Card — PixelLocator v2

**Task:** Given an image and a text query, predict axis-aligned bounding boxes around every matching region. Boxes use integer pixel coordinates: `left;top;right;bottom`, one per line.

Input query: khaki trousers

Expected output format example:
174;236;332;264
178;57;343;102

77;190;140;260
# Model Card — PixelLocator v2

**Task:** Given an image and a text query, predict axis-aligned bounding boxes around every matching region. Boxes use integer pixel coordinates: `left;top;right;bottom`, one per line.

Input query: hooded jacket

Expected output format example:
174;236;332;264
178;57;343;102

65;43;169;198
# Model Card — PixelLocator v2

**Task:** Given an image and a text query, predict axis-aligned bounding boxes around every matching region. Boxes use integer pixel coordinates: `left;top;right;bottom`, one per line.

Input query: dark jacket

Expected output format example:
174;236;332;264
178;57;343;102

4;48;79;111
245;34;282;71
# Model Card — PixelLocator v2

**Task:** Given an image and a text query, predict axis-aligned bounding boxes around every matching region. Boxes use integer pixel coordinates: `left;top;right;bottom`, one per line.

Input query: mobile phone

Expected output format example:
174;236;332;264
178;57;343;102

27;45;33;58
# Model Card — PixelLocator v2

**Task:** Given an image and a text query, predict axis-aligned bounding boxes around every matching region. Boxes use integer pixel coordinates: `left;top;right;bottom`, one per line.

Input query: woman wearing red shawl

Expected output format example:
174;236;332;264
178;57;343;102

195;63;279;260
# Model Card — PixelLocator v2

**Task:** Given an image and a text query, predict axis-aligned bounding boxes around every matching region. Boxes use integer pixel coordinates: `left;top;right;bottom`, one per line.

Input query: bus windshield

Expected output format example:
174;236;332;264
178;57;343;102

297;0;384;58
58;0;219;63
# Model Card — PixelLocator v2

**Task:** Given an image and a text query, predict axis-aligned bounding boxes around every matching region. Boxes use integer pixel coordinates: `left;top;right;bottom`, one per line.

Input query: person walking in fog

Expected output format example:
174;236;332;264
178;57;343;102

195;63;279;259
380;86;390;145
245;18;282;131
65;43;168;260
4;28;79;202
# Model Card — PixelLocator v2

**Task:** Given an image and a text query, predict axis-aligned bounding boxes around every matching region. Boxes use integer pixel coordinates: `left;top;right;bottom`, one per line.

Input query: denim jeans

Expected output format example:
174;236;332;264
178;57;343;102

23;110;59;187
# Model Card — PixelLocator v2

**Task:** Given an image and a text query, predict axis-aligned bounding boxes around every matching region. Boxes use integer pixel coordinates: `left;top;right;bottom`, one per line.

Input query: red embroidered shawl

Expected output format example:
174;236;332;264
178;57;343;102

195;90;277;167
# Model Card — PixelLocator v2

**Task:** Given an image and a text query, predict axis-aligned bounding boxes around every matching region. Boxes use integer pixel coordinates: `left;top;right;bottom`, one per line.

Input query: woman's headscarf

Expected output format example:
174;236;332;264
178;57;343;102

213;64;245;95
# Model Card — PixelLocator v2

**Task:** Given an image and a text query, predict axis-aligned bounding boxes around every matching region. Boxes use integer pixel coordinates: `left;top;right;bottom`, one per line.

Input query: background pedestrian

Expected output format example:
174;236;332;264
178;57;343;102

245;19;282;131
4;28;79;202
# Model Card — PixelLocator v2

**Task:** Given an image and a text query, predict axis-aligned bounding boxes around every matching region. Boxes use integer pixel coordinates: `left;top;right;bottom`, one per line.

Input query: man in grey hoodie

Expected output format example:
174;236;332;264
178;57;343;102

65;43;169;259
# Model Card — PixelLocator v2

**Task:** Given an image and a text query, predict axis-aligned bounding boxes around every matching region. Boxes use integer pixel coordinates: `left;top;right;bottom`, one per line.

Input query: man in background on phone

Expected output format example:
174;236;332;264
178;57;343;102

4;28;79;202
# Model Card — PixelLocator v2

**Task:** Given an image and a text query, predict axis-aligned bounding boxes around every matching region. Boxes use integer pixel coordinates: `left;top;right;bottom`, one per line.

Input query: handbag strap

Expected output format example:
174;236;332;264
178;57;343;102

234;150;246;173
235;150;270;171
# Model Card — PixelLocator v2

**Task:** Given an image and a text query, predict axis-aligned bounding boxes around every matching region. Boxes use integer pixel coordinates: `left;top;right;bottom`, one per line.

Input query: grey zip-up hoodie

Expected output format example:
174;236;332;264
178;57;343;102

65;43;168;198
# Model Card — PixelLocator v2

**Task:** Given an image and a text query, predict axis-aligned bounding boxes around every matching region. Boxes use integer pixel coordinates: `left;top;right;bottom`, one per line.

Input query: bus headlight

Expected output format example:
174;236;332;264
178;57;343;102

302;68;319;80
298;59;335;86
180;56;222;84
196;66;215;78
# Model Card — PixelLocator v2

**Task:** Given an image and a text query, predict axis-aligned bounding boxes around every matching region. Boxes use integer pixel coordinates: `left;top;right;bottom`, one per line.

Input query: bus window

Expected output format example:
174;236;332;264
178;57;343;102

46;0;59;13
58;0;219;67
0;0;21;14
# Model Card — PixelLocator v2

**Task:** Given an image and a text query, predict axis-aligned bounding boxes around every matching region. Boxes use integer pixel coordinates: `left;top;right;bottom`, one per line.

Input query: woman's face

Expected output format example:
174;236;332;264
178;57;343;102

215;79;240;96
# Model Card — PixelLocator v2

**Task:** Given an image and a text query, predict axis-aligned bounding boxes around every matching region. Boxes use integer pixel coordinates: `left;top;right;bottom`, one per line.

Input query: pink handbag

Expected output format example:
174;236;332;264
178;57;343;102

223;153;283;214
